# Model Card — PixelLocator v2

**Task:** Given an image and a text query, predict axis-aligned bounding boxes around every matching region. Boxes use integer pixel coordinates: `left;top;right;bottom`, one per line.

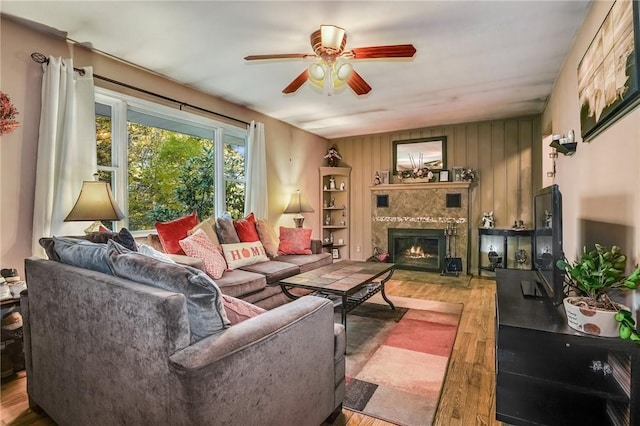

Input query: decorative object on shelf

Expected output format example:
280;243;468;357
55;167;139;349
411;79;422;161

379;170;389;184
329;198;335;207
487;246;502;270
332;248;340;259
480;211;494;229
324;214;331;226
439;170;449;182
373;171;381;185
515;249;528;269
324;146;342;167
283;190;315;228
512;220;525;230
452;166;464;182
338;238;344;244
340;181;345;190
544;210;552;228
323;237;331;244
0;91;20;135
65;175;125;234
329;176;336;189
323;199;328;208
461;168;475;182
556;244;640;340
339;221;346;226
578;0;640;141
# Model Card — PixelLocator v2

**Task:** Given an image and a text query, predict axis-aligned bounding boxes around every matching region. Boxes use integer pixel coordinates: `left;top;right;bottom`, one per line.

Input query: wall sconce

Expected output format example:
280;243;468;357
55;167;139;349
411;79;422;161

549;131;577;156
283;190;315;228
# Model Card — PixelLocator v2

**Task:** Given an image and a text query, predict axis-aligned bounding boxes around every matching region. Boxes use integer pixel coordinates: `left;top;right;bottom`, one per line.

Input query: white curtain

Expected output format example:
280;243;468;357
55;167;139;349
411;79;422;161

31;56;97;257
244;121;268;219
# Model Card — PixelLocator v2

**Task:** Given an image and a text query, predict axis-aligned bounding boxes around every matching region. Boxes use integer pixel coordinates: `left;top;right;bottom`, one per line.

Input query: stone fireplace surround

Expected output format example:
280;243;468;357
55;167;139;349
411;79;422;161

370;182;470;275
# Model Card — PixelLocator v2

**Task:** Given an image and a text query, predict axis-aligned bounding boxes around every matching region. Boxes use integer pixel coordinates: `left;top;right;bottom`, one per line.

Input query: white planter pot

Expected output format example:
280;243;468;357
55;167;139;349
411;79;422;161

563;297;627;337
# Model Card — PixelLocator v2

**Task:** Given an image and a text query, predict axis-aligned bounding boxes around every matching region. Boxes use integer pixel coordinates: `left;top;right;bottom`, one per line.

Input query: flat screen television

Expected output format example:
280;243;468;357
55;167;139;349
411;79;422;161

529;184;565;304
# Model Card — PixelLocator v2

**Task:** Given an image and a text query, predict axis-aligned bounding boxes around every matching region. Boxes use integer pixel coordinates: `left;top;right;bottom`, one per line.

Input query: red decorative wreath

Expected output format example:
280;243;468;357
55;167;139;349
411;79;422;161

0;91;20;135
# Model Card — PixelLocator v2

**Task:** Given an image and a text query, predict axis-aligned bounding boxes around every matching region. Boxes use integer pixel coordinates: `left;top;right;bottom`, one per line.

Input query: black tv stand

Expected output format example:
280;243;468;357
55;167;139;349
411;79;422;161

496;269;639;426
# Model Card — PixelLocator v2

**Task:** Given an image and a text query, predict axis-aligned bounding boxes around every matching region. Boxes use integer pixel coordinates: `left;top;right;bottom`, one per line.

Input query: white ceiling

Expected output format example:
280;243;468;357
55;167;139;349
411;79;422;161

3;1;591;139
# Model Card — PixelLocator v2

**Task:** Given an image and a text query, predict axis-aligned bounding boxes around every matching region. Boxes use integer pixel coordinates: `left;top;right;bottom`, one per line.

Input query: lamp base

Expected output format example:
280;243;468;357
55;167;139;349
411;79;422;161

293;217;305;228
83;221;105;234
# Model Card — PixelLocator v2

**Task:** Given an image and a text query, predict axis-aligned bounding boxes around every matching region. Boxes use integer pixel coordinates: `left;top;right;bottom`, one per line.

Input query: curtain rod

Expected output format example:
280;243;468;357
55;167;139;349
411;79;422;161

30;52;250;127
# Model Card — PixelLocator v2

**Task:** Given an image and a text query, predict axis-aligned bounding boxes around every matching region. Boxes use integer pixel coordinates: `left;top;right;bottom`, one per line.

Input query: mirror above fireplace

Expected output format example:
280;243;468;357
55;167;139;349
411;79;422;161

393;136;447;176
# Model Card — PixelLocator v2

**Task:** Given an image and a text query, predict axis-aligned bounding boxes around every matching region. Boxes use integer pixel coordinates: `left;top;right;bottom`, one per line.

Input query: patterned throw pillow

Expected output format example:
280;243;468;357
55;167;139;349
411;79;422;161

188;216;222;252
179;229;227;279
221;294;266;325
256;219;279;258
155;211;199;255
278;227;312;255
233;212;260;242
221;241;269;270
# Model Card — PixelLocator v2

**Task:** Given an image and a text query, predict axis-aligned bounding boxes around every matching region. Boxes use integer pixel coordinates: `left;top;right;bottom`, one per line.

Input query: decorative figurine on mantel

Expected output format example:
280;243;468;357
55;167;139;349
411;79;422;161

373;172;381;185
481;211;495;229
324;146;342;167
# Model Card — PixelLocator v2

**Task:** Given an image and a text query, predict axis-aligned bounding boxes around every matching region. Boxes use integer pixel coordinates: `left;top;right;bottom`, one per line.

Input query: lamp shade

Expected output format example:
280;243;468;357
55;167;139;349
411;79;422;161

64;181;125;222
283;190;315;214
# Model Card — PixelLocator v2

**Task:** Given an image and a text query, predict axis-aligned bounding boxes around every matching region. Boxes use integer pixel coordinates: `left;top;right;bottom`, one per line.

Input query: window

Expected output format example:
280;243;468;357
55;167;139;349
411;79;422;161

95;88;247;233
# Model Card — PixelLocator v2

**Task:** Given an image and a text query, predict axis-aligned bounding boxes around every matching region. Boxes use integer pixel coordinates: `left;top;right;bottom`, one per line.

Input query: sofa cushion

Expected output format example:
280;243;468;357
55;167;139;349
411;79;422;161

256;219;279;258
106;240;230;342
215;212;240;244
52;237;113;275
233;212;260;242
40;228;137;261
221;294;265;325
239;260;300;284
221;241;269;270
188;216;222;252
276;253;333;273
138;243;176;264
155;211;199;255
278;227;312;255
213;269;266;299
179;229;227;279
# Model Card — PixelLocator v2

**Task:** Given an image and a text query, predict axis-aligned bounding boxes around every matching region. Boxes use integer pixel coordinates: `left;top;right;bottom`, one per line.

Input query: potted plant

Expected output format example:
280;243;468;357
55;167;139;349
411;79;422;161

556;244;640;340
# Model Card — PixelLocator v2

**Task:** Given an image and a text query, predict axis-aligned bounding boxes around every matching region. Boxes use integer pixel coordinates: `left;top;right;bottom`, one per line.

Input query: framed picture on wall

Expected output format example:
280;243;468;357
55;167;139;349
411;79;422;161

578;0;640;141
379;170;390;184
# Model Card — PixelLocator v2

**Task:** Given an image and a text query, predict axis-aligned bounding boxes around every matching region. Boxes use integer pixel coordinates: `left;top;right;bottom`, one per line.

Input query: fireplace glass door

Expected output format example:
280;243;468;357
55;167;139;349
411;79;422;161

388;229;446;272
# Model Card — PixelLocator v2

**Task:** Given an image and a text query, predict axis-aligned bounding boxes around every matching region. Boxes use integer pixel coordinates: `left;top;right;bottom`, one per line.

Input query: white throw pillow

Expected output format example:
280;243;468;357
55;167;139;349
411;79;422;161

221;241;269;270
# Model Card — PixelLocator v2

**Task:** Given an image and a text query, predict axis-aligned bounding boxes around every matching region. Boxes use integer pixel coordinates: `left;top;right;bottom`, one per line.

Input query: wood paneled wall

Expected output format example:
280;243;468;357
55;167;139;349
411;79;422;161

331;115;541;273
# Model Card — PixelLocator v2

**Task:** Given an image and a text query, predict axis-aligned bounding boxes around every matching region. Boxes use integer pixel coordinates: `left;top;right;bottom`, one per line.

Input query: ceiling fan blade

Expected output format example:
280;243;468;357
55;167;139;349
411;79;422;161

244;53;311;61
347;70;372;95
283;70;309;94
349;44;416;59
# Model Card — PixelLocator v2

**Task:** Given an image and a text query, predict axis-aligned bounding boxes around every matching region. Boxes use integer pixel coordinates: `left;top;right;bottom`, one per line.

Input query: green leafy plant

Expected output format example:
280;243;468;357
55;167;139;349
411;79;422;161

557;244;640;342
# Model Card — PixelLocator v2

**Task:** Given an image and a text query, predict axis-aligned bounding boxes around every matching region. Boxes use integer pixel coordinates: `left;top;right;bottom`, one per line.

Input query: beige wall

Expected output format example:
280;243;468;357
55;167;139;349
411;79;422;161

330;115;541;272
542;0;640;272
0;17;328;276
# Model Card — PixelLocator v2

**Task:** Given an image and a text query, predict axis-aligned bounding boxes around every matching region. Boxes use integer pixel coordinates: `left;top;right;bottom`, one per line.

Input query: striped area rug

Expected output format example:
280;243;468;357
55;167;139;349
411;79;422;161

341;295;462;426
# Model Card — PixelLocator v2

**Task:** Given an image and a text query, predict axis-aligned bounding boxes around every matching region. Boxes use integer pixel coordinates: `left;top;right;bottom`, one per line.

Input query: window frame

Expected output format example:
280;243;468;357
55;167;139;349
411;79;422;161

95;87;248;235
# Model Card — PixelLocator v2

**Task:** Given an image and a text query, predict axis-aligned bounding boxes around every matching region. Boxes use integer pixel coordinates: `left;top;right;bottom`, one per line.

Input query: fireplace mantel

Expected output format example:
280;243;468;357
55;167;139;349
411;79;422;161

370;182;471;191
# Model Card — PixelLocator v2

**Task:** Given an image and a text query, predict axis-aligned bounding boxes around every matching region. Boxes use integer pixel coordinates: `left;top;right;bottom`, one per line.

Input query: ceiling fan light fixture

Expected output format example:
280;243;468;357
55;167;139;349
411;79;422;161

335;62;353;82
308;62;326;82
320;25;346;50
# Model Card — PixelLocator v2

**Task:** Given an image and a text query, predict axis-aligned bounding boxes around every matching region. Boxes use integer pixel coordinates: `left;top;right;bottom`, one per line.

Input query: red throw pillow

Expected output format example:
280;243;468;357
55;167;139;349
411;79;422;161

155;211;199;255
278;227;312;255
233;212;260;242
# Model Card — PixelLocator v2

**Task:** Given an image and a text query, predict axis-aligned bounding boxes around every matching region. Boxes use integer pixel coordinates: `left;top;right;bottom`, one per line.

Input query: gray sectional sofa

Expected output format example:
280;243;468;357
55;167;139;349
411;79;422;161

23;256;345;425
146;234;333;310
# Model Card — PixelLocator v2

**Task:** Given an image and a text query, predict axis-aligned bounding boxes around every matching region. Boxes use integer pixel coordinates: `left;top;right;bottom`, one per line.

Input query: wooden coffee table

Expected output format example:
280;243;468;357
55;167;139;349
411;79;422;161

279;260;396;335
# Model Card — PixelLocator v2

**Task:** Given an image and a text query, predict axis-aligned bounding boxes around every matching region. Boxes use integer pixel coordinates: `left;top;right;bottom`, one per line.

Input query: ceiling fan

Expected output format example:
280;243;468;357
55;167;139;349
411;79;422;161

244;25;416;96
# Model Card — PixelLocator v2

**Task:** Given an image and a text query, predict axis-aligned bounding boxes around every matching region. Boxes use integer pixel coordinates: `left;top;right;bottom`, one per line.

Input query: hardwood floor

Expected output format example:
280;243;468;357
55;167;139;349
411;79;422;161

1;276;501;426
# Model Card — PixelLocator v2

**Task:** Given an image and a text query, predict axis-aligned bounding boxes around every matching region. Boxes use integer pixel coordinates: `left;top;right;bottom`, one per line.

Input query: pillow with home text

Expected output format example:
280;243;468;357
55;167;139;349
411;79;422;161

221;241;268;270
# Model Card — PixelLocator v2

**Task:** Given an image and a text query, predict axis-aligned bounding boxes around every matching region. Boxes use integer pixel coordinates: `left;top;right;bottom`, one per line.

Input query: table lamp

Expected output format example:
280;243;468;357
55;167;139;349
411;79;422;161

64;179;125;233
283;190;314;228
